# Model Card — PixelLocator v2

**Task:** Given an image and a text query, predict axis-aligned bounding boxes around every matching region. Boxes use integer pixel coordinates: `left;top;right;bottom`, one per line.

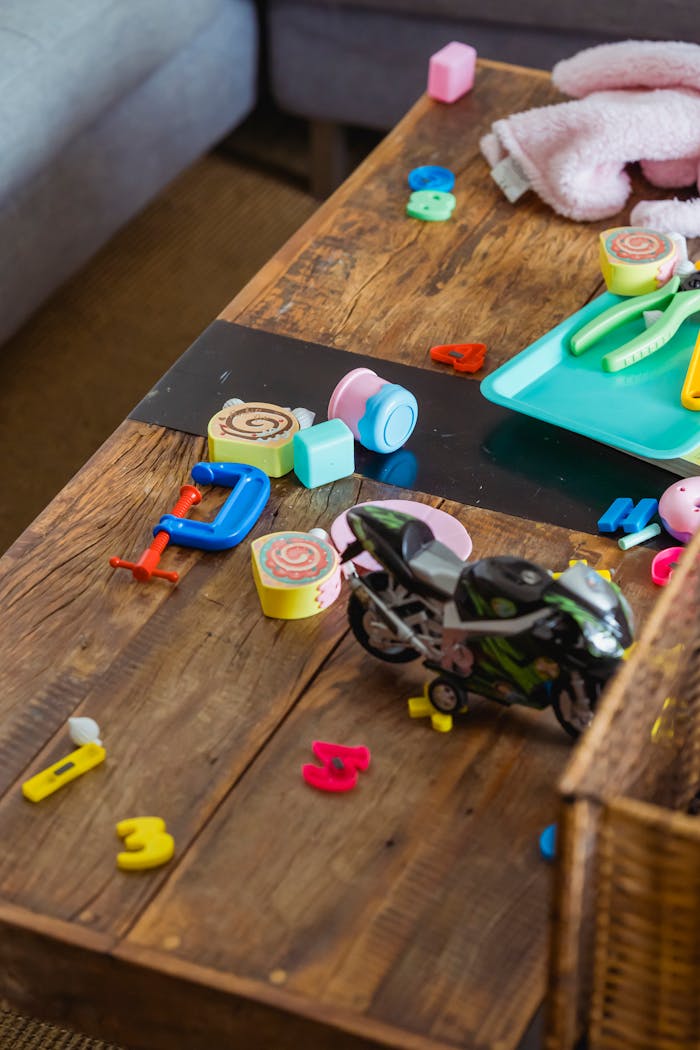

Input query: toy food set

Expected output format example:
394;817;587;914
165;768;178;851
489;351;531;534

207;400;312;477
251;530;341;619
598;227;677;297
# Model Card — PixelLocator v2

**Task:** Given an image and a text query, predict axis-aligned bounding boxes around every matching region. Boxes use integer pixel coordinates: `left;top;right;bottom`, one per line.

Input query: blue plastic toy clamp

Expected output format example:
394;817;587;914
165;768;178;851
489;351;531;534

357;384;418;454
156;462;270;551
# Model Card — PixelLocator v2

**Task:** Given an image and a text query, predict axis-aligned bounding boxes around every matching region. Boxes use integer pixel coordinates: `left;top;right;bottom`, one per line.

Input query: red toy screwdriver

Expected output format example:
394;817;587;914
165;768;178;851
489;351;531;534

109;485;202;583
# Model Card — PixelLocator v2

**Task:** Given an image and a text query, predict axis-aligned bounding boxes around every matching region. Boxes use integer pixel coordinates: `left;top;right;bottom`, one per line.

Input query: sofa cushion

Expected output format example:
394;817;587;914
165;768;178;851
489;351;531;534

0;0;227;197
287;0;699;44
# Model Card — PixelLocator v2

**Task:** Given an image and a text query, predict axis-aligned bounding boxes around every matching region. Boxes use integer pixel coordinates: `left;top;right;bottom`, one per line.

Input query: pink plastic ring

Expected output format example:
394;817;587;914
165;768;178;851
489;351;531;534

651;546;685;586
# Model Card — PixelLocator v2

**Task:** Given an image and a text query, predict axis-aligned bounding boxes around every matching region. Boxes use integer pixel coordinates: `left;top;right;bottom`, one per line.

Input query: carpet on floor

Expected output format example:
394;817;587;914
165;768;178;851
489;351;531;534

0;1008;119;1050
0;151;316;555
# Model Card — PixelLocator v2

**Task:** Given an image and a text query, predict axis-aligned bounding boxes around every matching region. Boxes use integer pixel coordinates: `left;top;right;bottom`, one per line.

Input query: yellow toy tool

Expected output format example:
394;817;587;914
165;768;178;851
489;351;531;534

681;330;700;411
599;227;676;296
22;743;106;802
116;817;174;871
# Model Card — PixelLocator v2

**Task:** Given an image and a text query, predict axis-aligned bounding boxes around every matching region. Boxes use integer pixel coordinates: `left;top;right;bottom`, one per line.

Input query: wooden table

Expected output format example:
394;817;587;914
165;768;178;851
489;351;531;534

0;62;672;1050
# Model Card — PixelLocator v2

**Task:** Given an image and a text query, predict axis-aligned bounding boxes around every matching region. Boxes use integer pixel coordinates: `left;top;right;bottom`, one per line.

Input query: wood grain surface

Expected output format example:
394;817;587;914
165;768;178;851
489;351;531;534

0;61;671;1050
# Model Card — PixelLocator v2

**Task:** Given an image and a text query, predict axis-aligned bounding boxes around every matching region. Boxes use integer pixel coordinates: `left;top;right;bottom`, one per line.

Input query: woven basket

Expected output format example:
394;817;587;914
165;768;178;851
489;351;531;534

546;527;700;1050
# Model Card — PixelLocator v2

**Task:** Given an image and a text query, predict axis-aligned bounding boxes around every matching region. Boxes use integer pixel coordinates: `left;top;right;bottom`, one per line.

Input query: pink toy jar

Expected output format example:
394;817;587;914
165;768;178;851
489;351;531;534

327;367;418;454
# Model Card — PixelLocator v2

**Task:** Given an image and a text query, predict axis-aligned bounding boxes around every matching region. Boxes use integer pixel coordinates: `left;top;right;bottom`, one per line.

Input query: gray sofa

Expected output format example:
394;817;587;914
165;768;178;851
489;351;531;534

5;0;699;343
267;0;700;194
0;0;258;345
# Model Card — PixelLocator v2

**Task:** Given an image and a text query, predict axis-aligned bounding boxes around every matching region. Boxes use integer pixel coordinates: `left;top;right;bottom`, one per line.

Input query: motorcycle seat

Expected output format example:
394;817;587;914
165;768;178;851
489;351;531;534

407;540;467;598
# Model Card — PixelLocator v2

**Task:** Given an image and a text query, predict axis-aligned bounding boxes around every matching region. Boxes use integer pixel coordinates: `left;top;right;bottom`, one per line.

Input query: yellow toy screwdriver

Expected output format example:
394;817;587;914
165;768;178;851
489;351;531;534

22;743;106;802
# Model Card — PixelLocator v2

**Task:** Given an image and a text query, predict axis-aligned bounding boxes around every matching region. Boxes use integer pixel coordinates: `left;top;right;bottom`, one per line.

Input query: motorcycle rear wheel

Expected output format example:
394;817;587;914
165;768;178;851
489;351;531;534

551;671;602;738
428;676;468;714
348;573;420;664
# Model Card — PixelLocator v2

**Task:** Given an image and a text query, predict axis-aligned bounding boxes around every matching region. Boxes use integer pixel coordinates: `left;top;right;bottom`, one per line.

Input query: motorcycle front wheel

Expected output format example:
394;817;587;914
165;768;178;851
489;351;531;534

551;671;603;738
347;573;421;664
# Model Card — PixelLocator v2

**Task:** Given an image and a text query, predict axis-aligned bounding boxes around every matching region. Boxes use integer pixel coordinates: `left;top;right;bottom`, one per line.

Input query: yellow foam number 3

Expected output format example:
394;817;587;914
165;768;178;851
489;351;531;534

406;190;456;222
116;816;175;871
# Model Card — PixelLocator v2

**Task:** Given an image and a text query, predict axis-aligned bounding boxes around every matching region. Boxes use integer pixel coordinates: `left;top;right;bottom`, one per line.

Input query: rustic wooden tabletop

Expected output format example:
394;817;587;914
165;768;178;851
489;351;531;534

0;61;671;1050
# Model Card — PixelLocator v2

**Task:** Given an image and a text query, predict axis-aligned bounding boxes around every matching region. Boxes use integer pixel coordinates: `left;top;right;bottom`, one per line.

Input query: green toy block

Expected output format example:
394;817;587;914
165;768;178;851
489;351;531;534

293;419;355;488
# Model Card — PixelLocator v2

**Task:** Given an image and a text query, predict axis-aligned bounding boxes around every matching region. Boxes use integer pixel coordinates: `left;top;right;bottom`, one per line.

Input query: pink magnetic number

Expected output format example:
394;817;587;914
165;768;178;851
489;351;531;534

651;547;684;586
302;741;371;793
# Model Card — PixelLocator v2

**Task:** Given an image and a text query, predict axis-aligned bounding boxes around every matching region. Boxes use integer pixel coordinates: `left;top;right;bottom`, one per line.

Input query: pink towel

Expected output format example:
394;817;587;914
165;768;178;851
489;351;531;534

480;41;700;236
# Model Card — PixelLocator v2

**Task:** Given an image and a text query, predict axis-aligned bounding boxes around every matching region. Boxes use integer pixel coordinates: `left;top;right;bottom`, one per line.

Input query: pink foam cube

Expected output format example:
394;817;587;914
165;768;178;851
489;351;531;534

427;41;477;103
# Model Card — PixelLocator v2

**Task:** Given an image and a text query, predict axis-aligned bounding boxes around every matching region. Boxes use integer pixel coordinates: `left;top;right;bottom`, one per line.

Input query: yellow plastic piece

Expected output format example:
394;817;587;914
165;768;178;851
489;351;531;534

407;687;454;732
681;331;700;411
251;531;341;619
599;227;676;296
207;401;299;477
116;816;175;871
22;743;106;802
551;559;611;582
650;695;687;746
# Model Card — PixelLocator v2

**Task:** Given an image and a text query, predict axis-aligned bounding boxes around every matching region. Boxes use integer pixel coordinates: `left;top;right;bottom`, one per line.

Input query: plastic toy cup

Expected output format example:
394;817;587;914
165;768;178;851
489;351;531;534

327;368;418;454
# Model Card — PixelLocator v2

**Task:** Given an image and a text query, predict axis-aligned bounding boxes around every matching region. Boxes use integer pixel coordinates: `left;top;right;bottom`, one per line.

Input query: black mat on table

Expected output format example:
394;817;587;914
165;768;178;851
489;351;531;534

130;322;675;537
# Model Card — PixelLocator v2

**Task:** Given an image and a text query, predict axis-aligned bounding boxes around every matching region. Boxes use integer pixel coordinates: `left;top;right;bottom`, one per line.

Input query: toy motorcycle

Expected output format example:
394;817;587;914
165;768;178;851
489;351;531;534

342;506;634;737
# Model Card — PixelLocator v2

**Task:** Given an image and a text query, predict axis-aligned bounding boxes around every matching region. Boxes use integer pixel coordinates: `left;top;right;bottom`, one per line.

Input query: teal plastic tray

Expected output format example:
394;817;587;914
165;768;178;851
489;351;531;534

481;292;700;460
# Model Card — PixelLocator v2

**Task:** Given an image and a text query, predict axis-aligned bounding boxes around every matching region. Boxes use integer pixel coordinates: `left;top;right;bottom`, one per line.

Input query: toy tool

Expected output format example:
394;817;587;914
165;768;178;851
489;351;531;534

22;743;106;802
110;484;201;583
430;343;486;373
156;462;269;551
251;531;341;619
598;227;676;297
570;273;700;372
681;330;700;411
302;742;371;793
116;817;174;871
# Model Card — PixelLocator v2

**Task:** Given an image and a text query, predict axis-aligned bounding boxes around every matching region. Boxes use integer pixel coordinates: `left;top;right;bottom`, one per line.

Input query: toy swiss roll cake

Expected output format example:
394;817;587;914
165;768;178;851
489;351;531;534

599;227;677;296
251;531;341;619
207;399;314;477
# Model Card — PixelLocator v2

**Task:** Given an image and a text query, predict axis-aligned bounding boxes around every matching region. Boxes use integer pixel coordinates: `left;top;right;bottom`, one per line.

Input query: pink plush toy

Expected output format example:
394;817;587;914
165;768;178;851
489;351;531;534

480;41;700;236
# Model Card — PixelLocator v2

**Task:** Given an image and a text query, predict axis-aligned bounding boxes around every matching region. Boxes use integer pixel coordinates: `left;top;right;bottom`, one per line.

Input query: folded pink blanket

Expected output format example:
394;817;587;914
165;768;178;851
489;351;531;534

480;41;700;236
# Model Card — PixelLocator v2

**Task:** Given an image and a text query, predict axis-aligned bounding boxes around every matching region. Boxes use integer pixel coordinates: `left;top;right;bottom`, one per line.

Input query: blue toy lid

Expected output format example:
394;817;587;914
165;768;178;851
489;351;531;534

408;165;455;193
357;383;418;454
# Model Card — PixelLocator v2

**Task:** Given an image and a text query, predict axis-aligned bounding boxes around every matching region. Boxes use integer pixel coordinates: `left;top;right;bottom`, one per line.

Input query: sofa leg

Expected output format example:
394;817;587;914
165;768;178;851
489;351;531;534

310;120;349;198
